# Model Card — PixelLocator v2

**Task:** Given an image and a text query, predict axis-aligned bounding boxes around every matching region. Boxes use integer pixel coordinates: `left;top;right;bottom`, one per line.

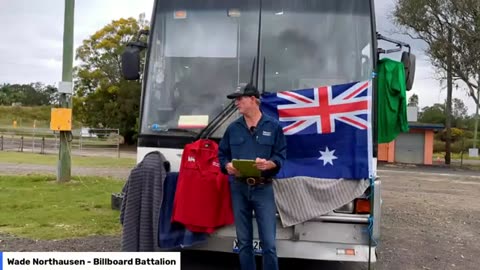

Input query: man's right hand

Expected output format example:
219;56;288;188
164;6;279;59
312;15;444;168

226;162;239;176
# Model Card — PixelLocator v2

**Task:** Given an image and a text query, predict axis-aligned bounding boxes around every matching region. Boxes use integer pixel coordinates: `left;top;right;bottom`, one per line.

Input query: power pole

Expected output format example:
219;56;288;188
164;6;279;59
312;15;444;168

58;0;74;182
445;28;453;165
474;75;479;149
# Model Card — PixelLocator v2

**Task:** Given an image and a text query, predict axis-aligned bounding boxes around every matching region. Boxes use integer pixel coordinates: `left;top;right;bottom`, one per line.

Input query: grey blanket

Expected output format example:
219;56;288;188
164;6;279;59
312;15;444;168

120;151;168;251
273;177;370;227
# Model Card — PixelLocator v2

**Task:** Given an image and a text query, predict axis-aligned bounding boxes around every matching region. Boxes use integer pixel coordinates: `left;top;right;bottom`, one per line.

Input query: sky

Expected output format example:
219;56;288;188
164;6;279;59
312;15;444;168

0;0;477;114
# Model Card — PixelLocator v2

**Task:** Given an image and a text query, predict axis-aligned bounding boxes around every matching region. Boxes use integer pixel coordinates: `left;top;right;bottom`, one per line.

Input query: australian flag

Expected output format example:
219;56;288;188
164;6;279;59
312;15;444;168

260;80;373;180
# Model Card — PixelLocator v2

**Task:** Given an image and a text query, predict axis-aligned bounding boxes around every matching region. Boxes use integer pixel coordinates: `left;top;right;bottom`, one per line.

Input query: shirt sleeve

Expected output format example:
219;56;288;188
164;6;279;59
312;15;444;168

266;123;287;176
218;126;231;175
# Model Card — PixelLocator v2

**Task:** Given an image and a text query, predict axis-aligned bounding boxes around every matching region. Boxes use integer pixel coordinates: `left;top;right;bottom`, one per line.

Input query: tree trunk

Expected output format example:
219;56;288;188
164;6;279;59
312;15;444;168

445;28;453;165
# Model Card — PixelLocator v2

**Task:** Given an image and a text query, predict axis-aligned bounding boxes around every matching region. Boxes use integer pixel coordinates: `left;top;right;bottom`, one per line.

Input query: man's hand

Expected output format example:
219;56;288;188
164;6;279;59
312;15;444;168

226;162;240;176
254;158;276;171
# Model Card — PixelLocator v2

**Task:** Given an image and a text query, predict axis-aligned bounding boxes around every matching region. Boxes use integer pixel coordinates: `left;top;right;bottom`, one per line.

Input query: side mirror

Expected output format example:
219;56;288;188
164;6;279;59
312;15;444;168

401;51;416;90
121;45;142;80
121;29;149;81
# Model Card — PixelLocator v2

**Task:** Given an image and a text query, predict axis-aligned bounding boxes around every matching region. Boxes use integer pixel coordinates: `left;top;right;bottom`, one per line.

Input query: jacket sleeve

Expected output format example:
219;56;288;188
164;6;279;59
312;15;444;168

218;126;231;175
267;123;287;176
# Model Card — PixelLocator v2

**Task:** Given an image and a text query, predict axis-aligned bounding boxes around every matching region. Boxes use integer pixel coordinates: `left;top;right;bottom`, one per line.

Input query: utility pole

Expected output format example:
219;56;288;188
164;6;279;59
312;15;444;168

474;73;479;149
445;28;453;165
58;0;74;182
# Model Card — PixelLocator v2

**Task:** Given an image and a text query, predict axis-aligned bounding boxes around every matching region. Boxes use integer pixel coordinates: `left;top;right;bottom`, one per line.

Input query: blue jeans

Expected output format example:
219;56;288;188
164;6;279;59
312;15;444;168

230;179;278;270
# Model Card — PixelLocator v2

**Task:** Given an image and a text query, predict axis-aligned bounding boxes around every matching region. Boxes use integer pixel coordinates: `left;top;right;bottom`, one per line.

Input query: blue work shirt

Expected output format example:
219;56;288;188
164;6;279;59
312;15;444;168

218;113;287;178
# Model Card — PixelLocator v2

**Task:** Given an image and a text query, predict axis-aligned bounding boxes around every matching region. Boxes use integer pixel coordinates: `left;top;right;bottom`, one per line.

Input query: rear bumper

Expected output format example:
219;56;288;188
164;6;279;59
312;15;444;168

187;235;377;262
184;179;382;263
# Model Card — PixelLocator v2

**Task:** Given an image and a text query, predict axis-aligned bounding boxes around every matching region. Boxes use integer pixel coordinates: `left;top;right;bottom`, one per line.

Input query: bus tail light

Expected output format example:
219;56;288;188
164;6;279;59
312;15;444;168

355;198;371;214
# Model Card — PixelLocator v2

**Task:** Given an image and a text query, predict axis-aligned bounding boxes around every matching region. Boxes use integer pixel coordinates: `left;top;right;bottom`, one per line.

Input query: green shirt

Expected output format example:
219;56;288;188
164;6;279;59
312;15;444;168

376;58;409;143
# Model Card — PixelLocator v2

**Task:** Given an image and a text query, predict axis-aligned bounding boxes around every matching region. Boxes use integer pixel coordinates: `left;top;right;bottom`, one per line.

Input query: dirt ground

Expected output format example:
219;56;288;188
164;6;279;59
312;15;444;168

1;162;479;270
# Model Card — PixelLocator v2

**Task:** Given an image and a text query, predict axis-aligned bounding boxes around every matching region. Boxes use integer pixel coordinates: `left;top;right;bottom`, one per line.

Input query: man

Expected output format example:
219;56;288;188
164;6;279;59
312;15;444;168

218;83;287;270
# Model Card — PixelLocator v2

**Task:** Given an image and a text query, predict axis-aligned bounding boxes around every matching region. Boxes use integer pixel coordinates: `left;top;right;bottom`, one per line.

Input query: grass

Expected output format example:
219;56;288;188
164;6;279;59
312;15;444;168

0;152;136;168
0;106;51;128
0;105;82;129
0;175;125;240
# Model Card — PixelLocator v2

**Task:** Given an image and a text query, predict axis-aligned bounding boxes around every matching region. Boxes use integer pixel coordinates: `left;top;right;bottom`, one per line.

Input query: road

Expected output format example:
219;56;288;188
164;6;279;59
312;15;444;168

179;168;480;270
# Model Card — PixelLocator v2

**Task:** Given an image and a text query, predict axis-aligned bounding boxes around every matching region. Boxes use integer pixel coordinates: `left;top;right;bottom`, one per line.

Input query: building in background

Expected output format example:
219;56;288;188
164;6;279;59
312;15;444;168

378;106;444;165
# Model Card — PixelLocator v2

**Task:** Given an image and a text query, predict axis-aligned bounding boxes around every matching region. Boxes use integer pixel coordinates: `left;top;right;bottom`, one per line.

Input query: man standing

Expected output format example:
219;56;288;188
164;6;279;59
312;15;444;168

218;83;287;270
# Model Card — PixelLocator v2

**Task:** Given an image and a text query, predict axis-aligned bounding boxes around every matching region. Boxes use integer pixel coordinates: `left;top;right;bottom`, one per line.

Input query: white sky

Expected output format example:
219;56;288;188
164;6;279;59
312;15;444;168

0;0;476;114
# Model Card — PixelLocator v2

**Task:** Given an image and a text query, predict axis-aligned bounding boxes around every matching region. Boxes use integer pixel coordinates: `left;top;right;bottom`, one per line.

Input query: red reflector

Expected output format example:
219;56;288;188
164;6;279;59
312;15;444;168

355;199;371;214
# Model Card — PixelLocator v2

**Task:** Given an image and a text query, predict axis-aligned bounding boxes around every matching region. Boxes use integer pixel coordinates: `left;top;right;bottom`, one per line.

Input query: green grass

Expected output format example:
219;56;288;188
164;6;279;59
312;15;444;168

0;106;50;127
0;105;82;129
0;175;124;239
0;152;136;168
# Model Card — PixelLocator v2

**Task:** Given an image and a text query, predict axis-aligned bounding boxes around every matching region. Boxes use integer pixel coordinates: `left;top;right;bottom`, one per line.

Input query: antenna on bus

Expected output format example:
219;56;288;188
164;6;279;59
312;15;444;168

262;57;266;94
255;0;263;89
249;57;256;86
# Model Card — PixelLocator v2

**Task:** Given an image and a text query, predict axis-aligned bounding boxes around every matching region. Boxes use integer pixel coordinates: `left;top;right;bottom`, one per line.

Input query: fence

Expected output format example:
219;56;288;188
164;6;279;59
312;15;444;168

0;127;122;158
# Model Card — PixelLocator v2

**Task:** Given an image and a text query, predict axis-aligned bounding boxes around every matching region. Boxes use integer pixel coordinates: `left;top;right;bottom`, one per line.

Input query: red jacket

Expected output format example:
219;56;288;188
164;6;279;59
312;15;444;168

172;139;234;233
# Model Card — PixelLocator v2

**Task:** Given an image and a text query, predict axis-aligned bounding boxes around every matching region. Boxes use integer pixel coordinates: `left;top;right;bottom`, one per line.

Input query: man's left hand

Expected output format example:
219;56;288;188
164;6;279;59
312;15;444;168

254;158;276;171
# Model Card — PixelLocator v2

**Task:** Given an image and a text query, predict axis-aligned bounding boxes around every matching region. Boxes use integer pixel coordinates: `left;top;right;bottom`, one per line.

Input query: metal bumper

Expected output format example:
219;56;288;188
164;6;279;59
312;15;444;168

188;235;377;263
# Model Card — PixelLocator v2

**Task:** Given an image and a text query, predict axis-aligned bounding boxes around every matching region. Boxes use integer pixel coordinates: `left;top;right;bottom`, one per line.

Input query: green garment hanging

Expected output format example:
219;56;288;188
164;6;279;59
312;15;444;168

376;58;409;144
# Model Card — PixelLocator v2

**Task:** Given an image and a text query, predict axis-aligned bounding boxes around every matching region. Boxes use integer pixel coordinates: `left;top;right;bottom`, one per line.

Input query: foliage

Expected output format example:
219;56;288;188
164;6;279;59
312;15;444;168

419;103;445;124
438;127;465;142
418;98;472;128
73;17;148;144
0;83;59;106
408;93;419;107
393;0;480;107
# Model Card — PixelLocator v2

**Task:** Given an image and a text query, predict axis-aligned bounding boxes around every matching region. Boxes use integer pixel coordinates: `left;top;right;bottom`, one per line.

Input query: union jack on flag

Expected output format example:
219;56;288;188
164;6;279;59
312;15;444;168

260;80;373;179
276;81;370;135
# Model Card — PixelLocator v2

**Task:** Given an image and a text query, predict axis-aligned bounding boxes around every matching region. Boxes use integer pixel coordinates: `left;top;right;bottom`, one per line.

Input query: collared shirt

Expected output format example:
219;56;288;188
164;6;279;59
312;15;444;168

218;113;287;178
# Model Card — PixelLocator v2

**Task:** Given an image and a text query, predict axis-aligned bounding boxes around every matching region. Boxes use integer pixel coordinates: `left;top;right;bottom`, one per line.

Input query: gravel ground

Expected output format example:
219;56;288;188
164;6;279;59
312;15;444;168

1;163;480;270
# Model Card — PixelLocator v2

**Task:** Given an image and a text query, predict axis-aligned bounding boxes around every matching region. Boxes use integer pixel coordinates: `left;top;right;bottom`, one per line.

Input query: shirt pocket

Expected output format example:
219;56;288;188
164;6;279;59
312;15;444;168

230;136;245;154
256;135;274;158
230;136;245;144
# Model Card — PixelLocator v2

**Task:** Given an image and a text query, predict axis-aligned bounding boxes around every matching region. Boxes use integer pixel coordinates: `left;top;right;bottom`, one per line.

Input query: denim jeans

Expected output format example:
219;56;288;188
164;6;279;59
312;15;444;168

230;179;278;270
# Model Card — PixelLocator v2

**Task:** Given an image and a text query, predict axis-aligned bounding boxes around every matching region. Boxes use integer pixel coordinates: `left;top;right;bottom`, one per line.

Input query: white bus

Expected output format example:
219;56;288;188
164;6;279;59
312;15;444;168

121;0;415;267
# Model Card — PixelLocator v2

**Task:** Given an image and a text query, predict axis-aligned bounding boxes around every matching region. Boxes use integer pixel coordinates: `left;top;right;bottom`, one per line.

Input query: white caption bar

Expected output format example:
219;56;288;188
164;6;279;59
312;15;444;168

1;252;180;270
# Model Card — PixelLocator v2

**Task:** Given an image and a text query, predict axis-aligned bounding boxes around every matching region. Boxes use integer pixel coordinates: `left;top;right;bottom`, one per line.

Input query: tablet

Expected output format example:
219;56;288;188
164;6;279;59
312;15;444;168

232;159;261;177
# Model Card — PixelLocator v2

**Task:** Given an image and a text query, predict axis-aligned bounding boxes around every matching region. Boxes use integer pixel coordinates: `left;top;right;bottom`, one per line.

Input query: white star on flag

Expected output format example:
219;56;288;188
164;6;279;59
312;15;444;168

318;146;338;166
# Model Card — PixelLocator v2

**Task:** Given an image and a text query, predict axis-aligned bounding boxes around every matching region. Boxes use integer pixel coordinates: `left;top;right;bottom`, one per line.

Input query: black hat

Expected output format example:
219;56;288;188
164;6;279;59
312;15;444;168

226;83;260;99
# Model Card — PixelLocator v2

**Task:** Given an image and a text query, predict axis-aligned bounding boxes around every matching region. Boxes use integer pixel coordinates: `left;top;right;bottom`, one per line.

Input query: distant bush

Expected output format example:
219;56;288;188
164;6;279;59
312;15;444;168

434;138;480;153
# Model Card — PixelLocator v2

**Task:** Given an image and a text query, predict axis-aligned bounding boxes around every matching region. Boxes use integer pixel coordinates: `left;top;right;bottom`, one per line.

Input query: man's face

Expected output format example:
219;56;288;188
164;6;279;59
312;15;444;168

235;95;256;114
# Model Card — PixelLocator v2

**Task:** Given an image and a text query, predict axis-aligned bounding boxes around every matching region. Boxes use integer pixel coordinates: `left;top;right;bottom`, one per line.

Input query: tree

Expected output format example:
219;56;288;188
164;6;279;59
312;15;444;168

408;93;419;107
0;83;58;106
393;0;480;108
418;99;468;127
73;17;148;144
419;103;445;124
452;98;468;127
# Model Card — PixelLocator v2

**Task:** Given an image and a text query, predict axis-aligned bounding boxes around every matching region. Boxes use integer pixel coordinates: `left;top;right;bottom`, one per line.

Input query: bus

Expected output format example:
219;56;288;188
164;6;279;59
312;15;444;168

121;0;415;266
